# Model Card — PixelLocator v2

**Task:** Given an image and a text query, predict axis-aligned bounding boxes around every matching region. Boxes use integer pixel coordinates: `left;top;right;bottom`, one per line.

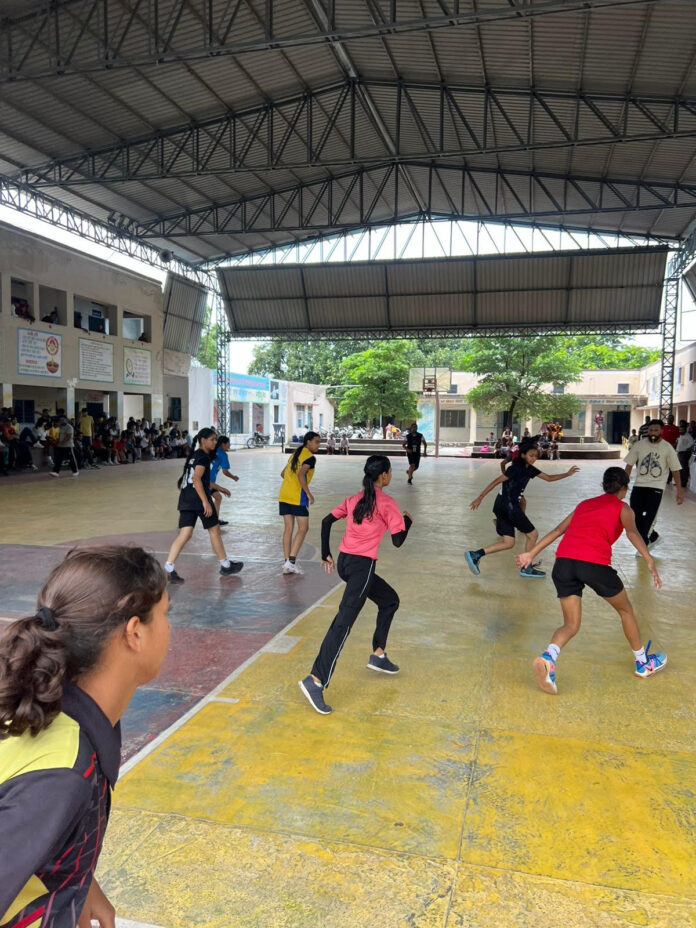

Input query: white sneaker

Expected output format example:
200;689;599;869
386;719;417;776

72;471;80;478
283;560;303;575
49;472;59;478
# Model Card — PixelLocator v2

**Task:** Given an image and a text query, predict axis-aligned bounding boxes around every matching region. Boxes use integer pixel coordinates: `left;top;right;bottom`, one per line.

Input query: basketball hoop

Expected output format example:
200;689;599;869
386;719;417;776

422;375;437;395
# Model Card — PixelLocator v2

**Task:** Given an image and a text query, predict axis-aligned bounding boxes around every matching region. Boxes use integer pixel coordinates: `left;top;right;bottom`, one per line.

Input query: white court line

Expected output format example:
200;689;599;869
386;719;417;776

119;582;339;776
115;919;166;928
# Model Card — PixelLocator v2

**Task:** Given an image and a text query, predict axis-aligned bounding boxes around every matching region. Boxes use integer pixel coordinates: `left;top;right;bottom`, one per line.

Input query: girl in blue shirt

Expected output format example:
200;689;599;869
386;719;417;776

210;436;239;527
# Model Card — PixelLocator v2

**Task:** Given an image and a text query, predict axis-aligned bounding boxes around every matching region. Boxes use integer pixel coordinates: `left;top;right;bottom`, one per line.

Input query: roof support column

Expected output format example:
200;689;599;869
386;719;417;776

659;275;679;420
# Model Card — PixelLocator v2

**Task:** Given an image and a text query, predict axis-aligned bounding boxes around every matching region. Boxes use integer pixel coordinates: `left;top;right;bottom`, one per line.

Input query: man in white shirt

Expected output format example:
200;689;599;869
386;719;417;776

676;420;695;488
624;419;684;548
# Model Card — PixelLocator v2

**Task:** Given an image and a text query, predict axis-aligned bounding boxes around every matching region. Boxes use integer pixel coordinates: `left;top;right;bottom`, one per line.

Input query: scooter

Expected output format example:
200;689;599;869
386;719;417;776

246;432;270;448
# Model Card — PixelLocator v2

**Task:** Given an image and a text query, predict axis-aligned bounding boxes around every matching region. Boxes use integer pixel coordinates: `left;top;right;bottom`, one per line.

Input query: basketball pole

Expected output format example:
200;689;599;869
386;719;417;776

435;377;440;459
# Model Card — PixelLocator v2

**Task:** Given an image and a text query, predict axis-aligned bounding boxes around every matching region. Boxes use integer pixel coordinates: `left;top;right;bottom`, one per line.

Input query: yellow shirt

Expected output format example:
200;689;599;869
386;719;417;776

48;426;59;442
78;414;94;438
279;447;316;505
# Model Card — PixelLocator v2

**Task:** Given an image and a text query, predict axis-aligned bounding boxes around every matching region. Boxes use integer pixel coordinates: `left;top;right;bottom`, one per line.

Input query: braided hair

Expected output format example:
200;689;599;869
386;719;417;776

353;455;391;524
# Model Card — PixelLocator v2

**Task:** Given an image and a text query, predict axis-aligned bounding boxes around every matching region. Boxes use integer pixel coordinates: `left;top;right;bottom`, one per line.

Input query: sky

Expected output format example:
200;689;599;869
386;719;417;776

2;203;694;378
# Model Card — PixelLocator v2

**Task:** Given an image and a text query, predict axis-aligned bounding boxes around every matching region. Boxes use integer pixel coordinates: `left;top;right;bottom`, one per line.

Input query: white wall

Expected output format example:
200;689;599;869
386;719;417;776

188;365;214;434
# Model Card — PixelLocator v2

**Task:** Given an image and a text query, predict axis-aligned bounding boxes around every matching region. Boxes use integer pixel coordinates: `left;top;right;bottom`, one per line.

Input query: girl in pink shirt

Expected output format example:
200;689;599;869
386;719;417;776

299;455;413;715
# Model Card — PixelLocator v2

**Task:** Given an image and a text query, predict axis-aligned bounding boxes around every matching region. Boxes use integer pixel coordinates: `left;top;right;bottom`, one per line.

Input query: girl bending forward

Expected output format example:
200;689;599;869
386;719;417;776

279;431;321;575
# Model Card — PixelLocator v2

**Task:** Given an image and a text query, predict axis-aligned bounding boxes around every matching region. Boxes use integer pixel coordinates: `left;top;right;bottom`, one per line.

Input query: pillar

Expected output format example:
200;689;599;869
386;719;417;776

584;402;593;438
1;384;12;409
468;406;477;444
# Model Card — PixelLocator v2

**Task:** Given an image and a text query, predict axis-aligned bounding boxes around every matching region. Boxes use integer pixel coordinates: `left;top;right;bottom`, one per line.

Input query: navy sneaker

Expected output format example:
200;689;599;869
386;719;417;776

298;675;332;714
167;569;185;584
218;519;229;526
520;562;545;579
465;550;482;575
220;561;243;575
367;653;400;674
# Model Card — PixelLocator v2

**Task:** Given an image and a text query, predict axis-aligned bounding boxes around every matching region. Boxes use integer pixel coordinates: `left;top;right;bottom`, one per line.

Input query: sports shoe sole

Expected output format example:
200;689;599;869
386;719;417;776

533;656;557;695
366;661;399;674
298;679;332;714
465;551;481;575
520;570;545;579
635;656;668;679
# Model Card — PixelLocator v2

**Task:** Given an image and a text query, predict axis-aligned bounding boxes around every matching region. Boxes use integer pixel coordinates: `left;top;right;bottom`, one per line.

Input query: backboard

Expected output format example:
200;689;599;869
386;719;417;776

408;367;452;393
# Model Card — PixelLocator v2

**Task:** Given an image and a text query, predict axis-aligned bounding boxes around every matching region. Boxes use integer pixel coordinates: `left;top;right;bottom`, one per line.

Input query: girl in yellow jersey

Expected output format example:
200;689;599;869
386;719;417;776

279;431;321;574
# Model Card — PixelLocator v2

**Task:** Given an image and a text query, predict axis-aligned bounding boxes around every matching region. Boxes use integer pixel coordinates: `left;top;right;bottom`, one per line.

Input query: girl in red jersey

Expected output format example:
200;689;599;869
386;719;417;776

516;467;667;695
298;455;413;715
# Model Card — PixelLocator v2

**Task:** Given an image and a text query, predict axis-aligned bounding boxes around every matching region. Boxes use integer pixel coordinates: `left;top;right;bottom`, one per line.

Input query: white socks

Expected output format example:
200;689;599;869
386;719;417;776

633;647;647;664
220;559;231;568
547;644;560;661
164;562;175;573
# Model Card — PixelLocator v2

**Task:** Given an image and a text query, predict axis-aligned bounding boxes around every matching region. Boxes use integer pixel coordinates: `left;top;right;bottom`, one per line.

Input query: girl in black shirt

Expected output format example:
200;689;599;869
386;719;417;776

164;427;243;583
466;439;579;579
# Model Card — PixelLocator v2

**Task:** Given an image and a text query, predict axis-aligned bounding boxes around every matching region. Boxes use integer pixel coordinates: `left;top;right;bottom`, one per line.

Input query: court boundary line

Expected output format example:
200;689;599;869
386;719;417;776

119;582;339;776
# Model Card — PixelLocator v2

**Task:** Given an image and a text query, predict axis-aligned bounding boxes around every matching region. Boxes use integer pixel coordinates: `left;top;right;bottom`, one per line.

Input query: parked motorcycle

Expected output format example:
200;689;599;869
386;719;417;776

246;432;270;448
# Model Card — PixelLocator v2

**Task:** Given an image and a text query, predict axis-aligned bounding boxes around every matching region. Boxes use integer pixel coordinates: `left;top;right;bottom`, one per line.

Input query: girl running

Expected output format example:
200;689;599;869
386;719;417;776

299;455;413;715
210;435;239;527
164;427;243;583
517;467;666;695
279;431;321;575
0;546;170;928
466;438;579;579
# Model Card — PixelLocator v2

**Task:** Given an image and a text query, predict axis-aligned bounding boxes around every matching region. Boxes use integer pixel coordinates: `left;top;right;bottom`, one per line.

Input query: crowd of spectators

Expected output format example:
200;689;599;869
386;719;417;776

0;406;192;476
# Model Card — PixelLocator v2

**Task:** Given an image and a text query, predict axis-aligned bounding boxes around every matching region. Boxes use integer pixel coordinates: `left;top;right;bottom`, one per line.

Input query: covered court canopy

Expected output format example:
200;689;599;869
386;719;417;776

217;245;669;338
1;1;696;269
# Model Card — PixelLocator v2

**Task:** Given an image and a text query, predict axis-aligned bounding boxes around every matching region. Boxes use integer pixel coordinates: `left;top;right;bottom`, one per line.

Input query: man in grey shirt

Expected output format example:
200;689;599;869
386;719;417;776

624;418;683;548
50;416;79;477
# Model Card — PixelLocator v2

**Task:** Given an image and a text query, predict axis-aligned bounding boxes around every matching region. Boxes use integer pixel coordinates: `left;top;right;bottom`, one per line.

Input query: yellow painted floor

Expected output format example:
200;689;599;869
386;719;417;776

4;453;695;927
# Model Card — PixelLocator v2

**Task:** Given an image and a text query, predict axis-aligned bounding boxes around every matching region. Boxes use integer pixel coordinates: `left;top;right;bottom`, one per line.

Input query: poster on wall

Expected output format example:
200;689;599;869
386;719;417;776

123;346;151;386
417;398;435;442
17;328;62;378
79;339;114;383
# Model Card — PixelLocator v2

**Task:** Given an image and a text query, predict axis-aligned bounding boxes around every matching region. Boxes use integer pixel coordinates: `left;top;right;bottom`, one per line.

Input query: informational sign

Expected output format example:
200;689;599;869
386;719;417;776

124;346;151;386
79;338;114;383
18;328;62;378
416;398;436;442
214;371;270;403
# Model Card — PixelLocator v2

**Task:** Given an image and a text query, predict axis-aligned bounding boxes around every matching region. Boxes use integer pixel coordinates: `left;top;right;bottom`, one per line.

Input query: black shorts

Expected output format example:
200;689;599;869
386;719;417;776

552;557;624;599
407;452;421;469
279;502;309;517
178;509;219;530
493;497;535;538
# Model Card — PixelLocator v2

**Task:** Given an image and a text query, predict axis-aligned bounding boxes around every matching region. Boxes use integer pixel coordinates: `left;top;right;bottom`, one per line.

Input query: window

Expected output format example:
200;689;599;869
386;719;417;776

690;361;696;382
448;384;458;394
677;366;683;385
168;397;182;422
230;409;243;433
273;405;280;422
552;385;565;395
440;409;466;428
319;413;324;428
14;399;35;424
296;405;305;428
617;383;629;394
651;376;657;394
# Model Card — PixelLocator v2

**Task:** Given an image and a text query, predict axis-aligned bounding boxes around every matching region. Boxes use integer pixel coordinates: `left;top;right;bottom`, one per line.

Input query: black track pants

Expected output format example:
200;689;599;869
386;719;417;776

311;552;400;687
629;485;663;545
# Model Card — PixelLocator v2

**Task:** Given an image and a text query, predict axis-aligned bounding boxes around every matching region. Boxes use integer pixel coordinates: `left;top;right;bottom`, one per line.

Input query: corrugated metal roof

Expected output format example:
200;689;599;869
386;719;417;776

162;274;209;354
1;1;696;261
217;246;668;336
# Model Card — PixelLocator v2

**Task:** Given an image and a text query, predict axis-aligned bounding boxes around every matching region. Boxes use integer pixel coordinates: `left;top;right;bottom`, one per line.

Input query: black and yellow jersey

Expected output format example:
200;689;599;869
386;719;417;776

279;447;316;506
0;683;121;928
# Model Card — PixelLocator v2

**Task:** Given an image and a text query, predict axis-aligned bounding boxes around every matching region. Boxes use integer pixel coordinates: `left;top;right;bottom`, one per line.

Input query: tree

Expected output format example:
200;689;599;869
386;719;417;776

459;336;584;427
196;306;218;370
338;342;417;429
562;338;660;370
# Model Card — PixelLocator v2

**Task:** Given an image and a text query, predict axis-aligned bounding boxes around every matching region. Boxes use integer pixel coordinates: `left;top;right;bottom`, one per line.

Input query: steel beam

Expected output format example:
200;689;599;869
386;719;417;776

0;0;669;83
660;276;679;418
18;79;696;183
215;318;231;434
114;163;696;239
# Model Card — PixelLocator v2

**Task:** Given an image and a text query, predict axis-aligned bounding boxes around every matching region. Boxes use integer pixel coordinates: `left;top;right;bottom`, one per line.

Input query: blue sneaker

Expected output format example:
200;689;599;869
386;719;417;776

533;651;557;694
367;653;399;674
520;562;545;579
298;675;332;714
465;550;482;575
635;640;668;679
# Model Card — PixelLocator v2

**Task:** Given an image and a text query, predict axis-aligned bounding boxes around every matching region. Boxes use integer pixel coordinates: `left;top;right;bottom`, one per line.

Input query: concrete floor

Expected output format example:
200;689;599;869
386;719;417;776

2;451;694;927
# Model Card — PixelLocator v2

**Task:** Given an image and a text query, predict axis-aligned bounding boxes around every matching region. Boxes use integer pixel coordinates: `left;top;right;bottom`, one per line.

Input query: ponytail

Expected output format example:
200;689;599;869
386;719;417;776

0;546;166;740
177;426;215;488
353;455;391;524
290;430;320;472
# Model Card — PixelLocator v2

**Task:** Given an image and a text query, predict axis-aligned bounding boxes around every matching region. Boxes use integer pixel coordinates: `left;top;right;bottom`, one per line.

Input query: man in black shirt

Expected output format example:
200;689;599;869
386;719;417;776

402;422;427;484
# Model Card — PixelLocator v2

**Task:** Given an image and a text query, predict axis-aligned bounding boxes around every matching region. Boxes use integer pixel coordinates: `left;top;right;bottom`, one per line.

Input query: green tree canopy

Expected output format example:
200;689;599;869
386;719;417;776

338;342;417;427
561;338;660;370
459;336;584;427
196;306;218;369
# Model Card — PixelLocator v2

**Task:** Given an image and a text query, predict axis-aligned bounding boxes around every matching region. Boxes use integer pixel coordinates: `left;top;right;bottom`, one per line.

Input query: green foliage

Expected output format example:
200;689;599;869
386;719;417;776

460;336;584;426
338;342;417;426
196;306;218;370
562;338;660;370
